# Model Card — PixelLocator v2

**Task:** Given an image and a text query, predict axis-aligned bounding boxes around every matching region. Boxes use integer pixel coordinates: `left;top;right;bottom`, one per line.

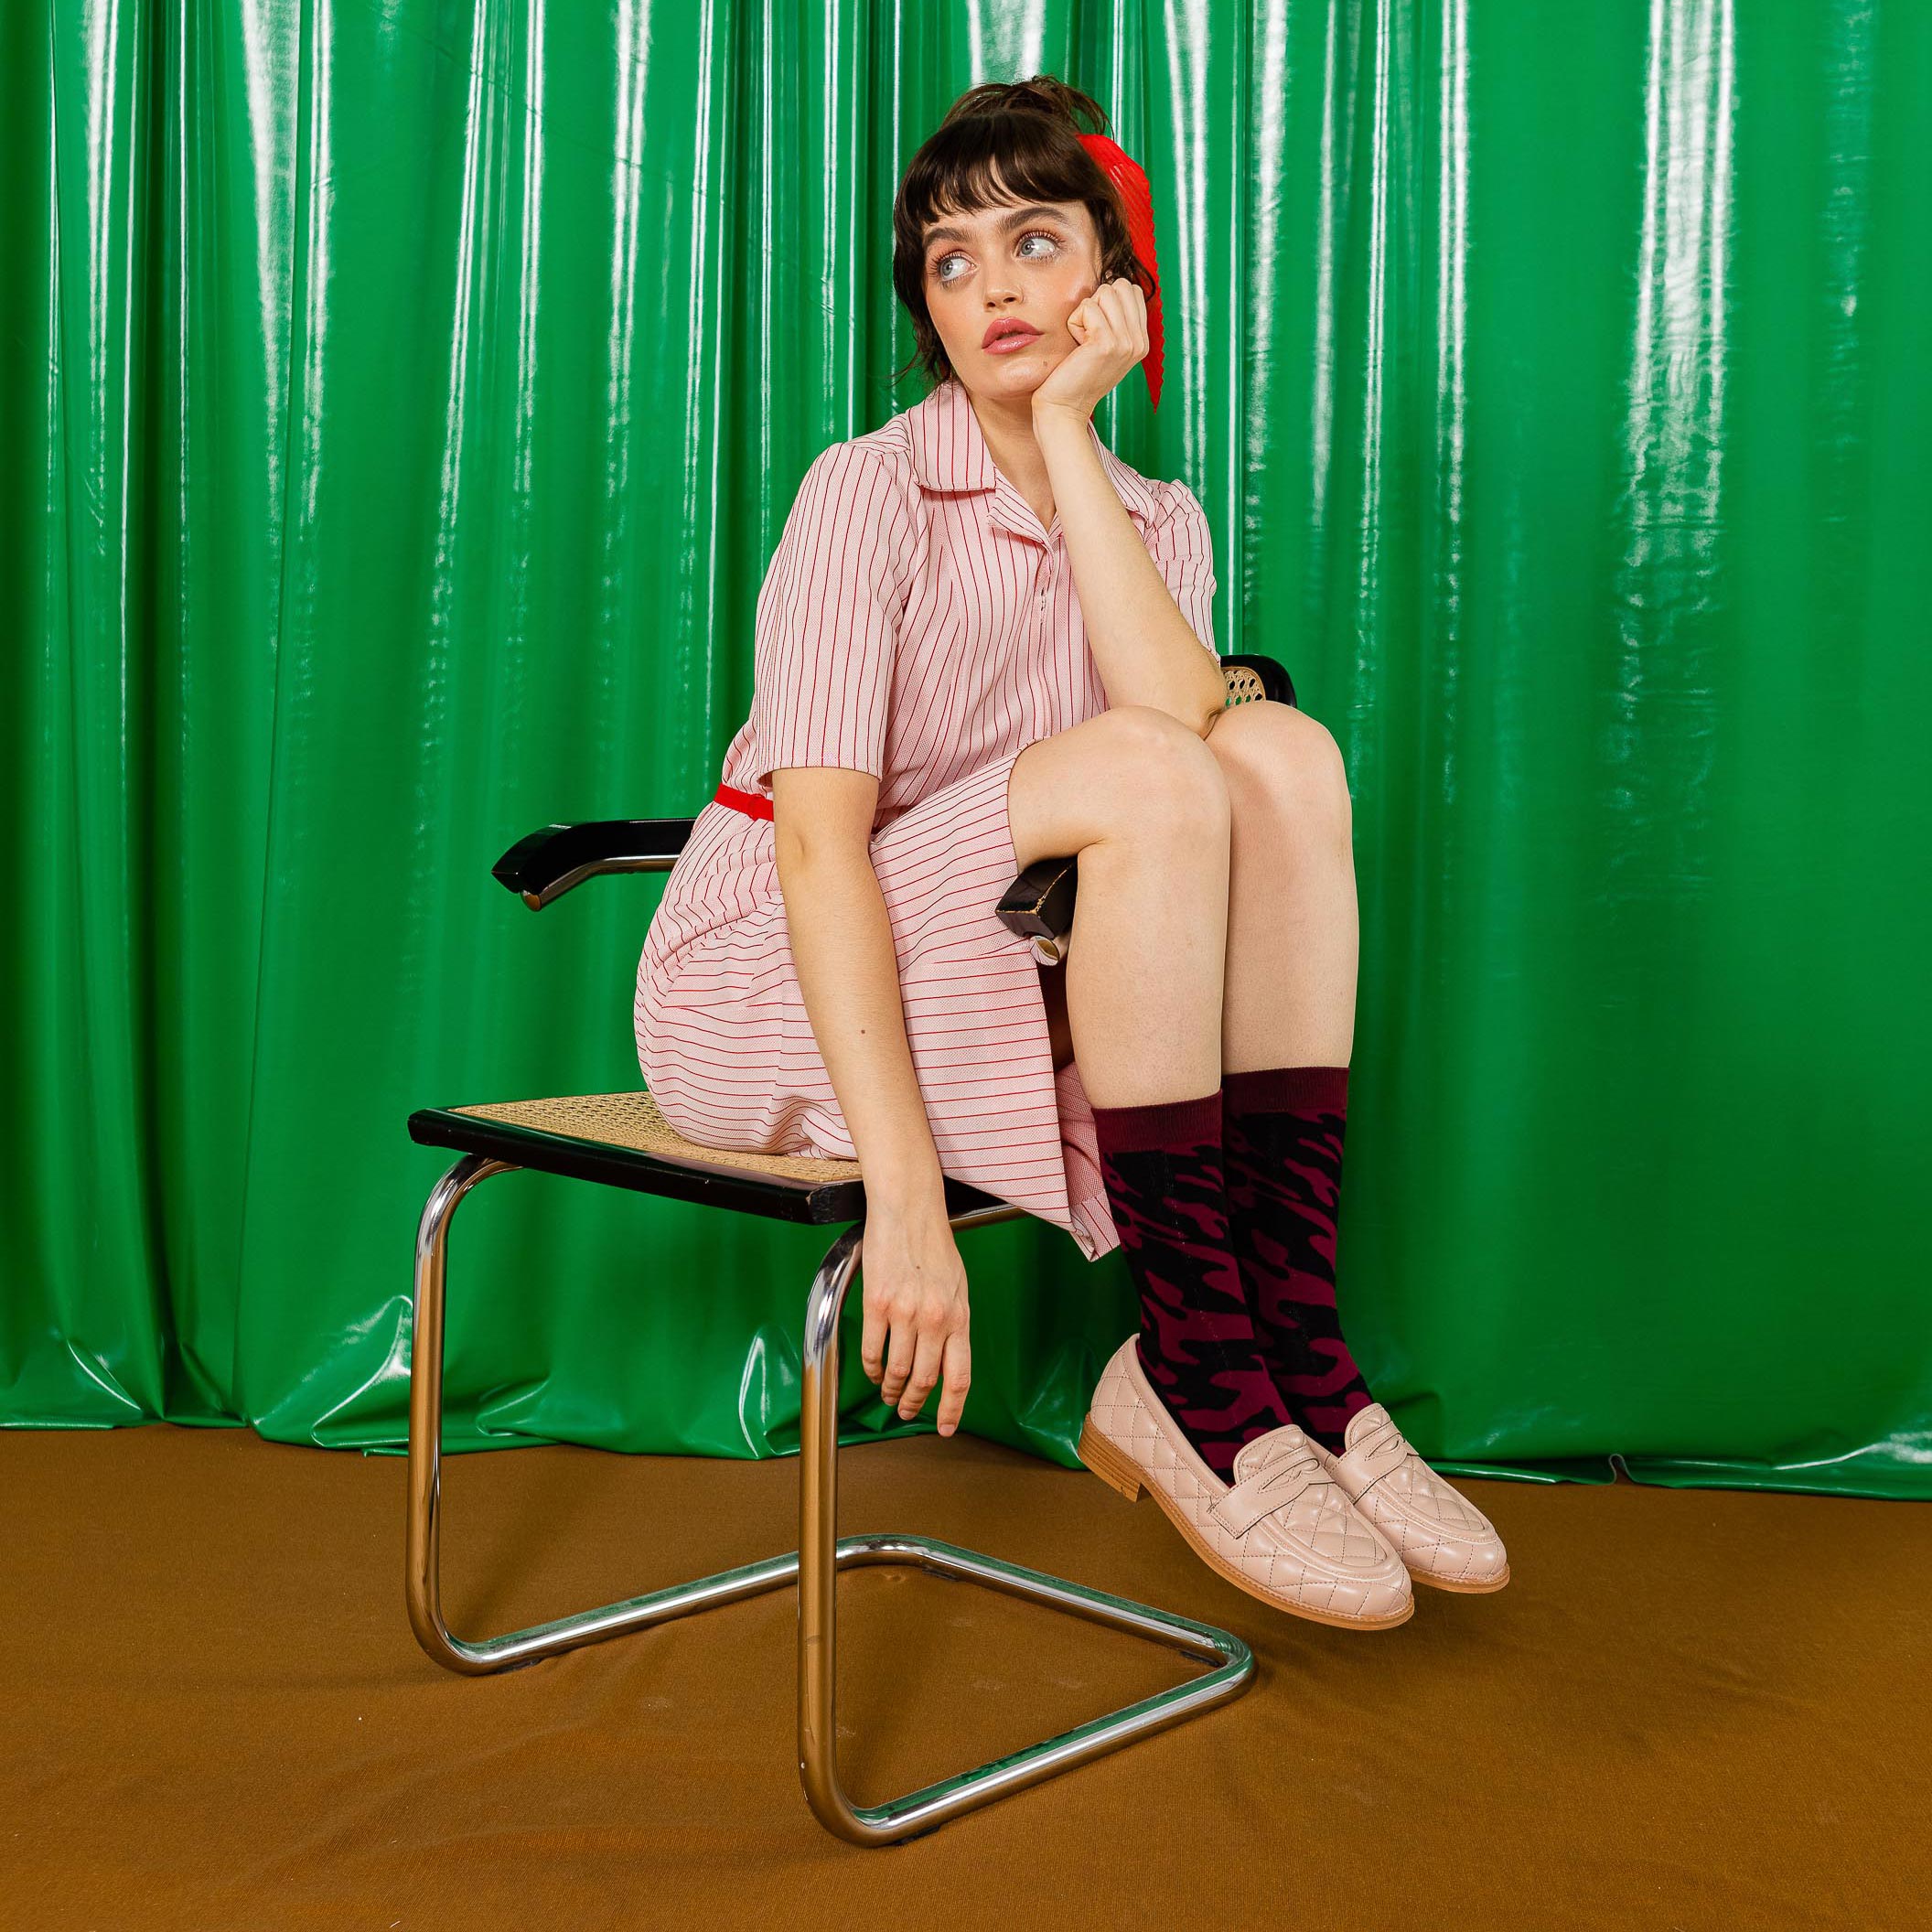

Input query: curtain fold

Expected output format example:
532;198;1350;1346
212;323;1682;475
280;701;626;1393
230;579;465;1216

4;0;1927;1495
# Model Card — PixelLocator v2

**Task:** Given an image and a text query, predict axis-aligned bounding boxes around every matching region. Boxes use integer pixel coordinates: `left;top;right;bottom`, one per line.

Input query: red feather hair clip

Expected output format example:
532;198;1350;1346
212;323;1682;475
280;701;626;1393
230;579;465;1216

1077;131;1165;410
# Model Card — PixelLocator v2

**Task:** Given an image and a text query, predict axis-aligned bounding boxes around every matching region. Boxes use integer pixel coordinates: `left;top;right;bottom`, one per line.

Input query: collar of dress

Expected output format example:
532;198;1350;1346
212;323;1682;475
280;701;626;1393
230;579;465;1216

904;376;1162;542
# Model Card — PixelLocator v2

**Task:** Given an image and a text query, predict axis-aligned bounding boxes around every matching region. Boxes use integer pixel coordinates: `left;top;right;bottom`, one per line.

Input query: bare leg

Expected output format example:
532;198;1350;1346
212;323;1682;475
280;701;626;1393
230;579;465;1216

1006;706;1229;1110
1202;701;1358;1071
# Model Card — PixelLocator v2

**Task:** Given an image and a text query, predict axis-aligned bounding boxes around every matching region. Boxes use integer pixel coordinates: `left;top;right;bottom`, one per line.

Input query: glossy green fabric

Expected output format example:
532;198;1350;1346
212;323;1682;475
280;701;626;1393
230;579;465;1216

4;2;1927;1495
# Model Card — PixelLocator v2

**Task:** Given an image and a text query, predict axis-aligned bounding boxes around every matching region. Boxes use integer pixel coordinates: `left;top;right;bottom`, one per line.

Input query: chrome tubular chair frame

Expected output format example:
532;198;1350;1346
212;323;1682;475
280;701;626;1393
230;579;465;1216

407;1154;1256;1846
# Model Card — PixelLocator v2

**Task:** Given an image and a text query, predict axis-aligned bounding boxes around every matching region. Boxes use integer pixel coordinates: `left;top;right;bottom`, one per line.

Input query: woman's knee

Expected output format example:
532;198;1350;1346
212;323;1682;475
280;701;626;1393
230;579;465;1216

1207;699;1351;836
1011;704;1228;866
1086;704;1229;839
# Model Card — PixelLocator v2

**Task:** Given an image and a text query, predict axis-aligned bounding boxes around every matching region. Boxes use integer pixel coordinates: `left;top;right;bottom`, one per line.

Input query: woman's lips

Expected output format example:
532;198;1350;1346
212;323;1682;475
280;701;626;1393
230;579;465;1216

983;323;1041;353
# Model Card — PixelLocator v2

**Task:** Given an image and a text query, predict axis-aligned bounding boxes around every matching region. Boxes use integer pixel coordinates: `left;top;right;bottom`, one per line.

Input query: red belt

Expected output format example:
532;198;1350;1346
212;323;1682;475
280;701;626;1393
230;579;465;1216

714;780;774;821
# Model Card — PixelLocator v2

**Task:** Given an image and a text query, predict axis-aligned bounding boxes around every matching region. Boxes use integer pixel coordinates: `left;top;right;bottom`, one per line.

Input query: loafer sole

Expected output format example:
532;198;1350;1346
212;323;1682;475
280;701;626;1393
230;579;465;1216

1411;1562;1510;1594
1078;1420;1414;1633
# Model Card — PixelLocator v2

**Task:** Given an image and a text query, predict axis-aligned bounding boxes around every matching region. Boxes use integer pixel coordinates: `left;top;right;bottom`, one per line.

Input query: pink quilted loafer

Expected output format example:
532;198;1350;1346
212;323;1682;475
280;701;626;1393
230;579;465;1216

1078;1336;1413;1632
1310;1404;1510;1593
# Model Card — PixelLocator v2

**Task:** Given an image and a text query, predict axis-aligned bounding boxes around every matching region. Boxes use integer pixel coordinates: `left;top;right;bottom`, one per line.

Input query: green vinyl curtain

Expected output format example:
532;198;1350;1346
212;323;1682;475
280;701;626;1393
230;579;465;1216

3;1;1928;1495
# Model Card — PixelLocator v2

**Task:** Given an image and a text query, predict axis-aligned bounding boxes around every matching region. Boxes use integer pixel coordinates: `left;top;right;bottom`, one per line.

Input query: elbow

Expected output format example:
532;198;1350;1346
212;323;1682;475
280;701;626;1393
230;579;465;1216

774;816;869;878
769;767;881;874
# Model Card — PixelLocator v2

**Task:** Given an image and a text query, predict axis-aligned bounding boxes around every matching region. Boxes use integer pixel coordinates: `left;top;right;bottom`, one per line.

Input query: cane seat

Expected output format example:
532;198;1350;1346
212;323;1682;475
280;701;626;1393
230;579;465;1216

408;1089;1001;1225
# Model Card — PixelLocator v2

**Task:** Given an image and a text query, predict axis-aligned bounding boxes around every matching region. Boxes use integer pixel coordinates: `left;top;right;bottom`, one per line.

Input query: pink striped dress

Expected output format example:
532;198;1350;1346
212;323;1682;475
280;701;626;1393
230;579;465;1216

633;376;1220;1261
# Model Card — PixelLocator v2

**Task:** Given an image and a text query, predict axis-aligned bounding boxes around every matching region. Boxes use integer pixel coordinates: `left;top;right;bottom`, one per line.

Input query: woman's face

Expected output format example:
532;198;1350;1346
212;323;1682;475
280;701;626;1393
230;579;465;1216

919;194;1105;402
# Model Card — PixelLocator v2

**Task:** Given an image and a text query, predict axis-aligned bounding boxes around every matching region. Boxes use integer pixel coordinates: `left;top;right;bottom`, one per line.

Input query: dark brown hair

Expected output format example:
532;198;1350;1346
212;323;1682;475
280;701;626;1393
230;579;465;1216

890;75;1158;392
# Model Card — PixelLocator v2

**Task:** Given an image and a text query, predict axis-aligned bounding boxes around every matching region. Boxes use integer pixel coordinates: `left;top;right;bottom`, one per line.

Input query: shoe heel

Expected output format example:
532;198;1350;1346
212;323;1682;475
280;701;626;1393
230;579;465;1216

1078;1421;1144;1502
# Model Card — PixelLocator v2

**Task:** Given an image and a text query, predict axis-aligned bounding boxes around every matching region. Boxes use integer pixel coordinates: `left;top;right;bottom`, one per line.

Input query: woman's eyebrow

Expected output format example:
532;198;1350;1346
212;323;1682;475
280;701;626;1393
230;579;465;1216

924;204;1071;252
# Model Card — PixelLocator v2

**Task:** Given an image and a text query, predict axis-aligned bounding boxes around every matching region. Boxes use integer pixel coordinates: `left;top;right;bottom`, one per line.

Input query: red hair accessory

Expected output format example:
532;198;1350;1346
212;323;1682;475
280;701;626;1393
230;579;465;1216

1077;130;1165;410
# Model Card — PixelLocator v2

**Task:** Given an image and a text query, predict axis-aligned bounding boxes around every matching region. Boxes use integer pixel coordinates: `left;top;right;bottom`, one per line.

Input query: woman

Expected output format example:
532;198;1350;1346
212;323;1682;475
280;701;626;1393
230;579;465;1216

636;75;1508;1631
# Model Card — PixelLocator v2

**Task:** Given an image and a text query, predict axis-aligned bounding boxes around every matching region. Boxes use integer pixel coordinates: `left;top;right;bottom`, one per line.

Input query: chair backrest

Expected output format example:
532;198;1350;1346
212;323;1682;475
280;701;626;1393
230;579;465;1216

1218;653;1296;709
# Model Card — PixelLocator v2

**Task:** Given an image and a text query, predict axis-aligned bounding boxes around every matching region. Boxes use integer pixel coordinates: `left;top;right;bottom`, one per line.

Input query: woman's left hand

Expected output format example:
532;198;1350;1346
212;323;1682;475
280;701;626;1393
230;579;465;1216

1030;275;1150;423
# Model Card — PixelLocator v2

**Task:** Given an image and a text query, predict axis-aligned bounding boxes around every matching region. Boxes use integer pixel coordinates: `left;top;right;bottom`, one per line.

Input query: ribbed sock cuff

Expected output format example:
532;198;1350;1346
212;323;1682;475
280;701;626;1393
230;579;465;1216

1222;1063;1348;1116
1089;1087;1222;1155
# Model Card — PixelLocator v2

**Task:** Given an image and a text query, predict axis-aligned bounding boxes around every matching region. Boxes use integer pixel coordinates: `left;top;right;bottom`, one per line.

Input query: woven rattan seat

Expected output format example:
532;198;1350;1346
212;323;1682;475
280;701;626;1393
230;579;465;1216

408;1089;1004;1225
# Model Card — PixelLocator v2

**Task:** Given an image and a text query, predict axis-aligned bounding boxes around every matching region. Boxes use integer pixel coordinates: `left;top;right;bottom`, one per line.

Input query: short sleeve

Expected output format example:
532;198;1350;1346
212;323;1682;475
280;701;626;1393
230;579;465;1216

1145;478;1220;658
747;442;911;788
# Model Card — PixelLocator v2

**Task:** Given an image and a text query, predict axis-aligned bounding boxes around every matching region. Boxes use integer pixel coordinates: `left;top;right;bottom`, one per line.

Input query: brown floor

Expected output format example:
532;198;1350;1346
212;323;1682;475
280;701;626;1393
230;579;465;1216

5;1427;1927;1932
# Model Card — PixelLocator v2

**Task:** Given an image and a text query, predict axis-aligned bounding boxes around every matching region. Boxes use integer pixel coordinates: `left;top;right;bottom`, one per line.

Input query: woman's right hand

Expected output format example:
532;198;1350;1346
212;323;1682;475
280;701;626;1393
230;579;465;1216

858;1201;971;1436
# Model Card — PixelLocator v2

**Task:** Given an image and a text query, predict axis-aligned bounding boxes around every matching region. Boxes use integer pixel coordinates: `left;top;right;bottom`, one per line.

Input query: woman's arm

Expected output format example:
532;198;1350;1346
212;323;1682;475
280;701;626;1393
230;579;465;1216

1033;279;1227;735
772;764;971;1438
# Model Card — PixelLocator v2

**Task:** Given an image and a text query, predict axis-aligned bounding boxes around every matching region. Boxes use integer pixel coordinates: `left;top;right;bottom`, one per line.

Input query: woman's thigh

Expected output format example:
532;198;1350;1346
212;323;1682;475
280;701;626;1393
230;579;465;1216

1006;703;1224;874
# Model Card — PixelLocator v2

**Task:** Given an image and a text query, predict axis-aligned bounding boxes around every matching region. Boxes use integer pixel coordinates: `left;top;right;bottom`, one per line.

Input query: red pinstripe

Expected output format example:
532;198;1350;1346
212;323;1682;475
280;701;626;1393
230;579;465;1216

634;378;1219;1261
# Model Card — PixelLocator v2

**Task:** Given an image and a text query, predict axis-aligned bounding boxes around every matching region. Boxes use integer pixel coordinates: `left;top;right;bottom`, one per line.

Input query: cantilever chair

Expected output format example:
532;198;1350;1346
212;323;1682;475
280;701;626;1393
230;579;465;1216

405;651;1295;1845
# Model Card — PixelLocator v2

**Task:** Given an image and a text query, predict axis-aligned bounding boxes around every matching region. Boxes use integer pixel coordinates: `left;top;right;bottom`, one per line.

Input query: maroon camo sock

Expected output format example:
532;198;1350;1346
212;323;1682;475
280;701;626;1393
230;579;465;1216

1221;1064;1373;1454
1091;1088;1293;1478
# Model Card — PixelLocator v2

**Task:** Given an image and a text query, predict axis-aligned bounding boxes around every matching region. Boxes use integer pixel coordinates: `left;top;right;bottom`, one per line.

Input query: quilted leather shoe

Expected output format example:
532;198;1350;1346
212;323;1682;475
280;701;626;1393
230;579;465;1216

1078;1336;1413;1631
1310;1404;1510;1593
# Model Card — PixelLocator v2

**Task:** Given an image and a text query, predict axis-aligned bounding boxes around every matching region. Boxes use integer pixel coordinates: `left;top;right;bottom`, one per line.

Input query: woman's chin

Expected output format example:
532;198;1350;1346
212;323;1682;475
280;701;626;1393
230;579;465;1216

965;347;1057;400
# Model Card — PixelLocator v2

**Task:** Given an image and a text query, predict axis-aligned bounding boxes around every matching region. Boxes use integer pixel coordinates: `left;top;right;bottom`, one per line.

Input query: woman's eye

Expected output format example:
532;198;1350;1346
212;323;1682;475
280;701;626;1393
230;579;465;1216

933;230;1061;284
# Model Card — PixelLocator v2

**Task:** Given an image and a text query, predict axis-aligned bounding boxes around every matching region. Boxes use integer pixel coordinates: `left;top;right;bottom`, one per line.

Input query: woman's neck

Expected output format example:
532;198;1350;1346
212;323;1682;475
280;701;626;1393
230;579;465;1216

960;380;1057;528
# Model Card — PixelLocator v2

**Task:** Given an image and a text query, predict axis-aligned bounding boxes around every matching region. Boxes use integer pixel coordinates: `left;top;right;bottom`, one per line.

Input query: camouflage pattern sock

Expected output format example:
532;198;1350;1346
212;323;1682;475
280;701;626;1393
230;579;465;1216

1091;1087;1293;1478
1220;1064;1372;1455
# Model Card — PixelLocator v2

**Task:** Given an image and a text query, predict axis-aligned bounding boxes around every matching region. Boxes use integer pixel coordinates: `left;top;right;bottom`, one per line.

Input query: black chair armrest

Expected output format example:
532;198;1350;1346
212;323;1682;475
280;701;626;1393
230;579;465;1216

493;817;697;909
